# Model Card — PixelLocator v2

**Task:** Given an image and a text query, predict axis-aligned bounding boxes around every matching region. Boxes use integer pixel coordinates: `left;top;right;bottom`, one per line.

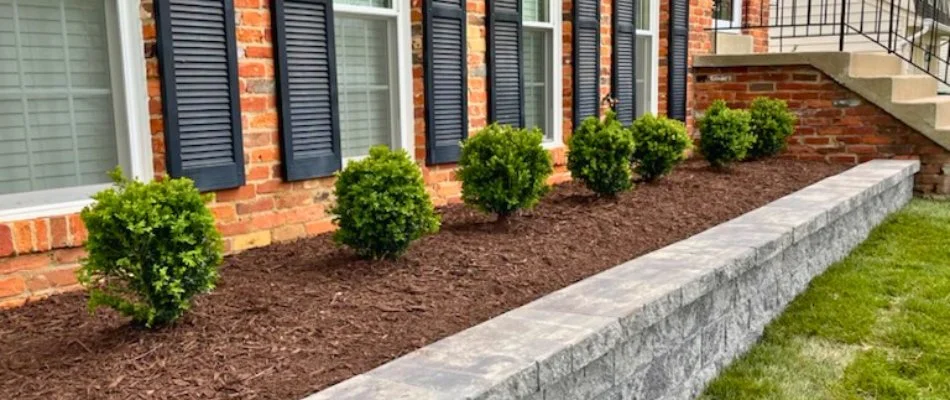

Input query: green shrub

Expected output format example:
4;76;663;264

698;100;754;168
457;123;553;221
77;169;222;328
748;97;797;159
629;113;692;182
329;146;440;260
568;111;636;195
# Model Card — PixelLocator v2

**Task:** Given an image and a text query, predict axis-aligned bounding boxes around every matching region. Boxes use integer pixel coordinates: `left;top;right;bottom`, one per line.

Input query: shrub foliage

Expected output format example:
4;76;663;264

748;97;797;159
698;100;754;168
330;146;440;260
568;111;637;195
629;113;692;181
77;169;222;328
457;123;553;220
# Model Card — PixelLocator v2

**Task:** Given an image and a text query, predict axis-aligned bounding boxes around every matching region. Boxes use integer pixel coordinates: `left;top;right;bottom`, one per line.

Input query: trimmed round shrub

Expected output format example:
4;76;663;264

457;123;553;221
329;146;440;260
568;111;636;195
77;169;222;328
748;97;797;159
698;100;754;168
629;113;692;182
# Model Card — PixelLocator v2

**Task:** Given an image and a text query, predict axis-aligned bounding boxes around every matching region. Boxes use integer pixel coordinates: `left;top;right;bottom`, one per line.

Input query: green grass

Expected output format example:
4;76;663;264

701;199;950;400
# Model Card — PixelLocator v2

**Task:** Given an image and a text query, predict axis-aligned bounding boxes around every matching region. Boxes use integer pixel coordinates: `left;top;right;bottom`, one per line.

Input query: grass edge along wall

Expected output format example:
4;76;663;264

0;0;709;308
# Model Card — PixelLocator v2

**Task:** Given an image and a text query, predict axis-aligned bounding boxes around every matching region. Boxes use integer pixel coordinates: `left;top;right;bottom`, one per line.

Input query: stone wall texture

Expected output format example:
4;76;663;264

305;160;919;400
693;65;950;195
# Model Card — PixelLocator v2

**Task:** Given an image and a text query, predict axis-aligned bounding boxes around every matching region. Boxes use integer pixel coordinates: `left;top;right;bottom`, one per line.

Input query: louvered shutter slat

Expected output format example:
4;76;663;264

488;0;524;127
668;0;689;122
273;0;341;180
612;0;636;125
574;0;600;128
156;0;245;191
424;0;468;164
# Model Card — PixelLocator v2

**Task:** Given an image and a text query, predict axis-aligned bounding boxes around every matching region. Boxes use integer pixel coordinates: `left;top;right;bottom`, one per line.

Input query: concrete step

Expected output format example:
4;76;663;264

888;75;938;101
894;95;950;127
715;33;754;55
849;53;904;77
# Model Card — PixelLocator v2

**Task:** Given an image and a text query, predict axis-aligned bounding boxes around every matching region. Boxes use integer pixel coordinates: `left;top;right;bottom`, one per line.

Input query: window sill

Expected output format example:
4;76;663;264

0;184;109;223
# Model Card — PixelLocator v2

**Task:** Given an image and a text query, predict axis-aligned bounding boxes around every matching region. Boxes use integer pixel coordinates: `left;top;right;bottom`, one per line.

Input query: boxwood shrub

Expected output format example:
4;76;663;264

77;169;222;328
748;97;797;159
457;123;553;221
329;146;440;260
698;100;754;168
568;111;636;195
629;113;692;182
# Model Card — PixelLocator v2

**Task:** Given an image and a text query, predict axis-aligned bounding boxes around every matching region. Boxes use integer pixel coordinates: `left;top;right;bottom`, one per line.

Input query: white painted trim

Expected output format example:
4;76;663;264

395;0;414;157
650;0;659;114
116;0;153;181
550;0;564;145
0;0;151;222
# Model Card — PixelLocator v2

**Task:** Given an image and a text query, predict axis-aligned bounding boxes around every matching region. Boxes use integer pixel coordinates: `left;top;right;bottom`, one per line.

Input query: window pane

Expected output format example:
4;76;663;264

335;15;393;158
714;0;735;21
636;0;650;30
523;0;548;22
336;0;391;8
523;29;549;140
635;35;651;117
0;0;118;195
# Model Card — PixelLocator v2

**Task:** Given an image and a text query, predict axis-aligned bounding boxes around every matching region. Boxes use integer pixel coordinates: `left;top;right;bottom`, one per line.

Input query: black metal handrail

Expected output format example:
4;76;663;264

708;0;950;86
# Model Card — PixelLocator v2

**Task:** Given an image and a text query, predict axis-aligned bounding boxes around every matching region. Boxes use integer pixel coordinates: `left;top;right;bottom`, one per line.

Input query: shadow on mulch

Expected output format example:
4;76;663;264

0;159;846;399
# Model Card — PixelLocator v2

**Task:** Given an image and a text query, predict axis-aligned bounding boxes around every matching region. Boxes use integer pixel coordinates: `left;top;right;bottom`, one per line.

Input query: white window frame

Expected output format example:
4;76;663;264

637;0;660;115
334;2;413;164
522;0;563;149
714;0;743;29
0;0;152;223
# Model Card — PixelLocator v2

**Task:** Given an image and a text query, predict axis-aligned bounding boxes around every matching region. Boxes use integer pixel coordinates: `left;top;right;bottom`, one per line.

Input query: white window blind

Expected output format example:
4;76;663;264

523;0;548;22
523;29;548;139
0;0;118;196
635;35;651;117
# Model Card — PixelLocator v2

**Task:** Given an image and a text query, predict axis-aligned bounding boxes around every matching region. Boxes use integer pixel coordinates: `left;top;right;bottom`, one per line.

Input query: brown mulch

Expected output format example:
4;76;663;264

0;159;845;400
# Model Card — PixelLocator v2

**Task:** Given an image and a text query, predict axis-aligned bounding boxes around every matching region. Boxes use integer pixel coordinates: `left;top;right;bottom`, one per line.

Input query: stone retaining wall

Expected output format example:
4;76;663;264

306;160;920;400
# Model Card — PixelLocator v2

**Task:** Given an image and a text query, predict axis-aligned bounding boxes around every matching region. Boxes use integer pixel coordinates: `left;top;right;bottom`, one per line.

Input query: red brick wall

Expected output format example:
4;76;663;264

693;65;950;194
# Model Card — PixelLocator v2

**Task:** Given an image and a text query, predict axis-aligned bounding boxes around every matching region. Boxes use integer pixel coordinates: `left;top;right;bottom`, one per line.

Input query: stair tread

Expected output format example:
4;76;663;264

894;96;950;104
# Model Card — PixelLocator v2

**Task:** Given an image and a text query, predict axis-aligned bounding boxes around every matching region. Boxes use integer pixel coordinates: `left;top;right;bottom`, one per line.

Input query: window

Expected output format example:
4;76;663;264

522;0;562;144
334;0;411;159
635;0;658;117
713;0;742;28
0;0;150;220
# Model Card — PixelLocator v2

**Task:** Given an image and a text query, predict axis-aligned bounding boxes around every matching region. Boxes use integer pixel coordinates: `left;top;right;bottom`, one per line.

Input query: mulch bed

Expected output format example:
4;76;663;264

0;159;845;400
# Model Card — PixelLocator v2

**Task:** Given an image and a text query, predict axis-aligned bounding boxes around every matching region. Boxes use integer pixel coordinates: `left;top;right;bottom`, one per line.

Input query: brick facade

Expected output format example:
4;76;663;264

0;0;627;307
693;65;950;194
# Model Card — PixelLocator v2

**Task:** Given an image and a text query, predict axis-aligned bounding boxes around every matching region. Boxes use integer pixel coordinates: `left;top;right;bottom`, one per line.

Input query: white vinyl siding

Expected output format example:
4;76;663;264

523;0;558;143
0;0;118;195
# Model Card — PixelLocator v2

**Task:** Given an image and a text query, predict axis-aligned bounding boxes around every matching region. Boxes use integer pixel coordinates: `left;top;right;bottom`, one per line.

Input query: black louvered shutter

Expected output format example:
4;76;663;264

272;0;341;180
573;0;600;128
668;0;689;122
155;0;245;191
424;0;468;164
612;0;636;125
488;0;523;127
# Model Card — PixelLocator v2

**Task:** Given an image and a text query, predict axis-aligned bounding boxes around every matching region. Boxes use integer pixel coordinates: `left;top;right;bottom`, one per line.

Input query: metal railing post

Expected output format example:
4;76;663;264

839;0;848;50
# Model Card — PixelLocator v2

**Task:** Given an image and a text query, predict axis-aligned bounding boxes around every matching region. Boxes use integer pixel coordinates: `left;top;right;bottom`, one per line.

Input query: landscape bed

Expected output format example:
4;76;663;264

0;159;845;399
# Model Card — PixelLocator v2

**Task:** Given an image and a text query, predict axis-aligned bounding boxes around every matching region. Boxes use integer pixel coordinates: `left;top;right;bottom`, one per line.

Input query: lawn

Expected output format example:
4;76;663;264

701;199;950;400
